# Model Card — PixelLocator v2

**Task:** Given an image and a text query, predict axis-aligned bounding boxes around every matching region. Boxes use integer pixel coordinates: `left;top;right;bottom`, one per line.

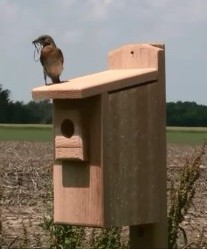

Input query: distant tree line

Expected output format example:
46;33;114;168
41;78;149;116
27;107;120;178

0;85;52;124
167;101;207;127
1;85;207;126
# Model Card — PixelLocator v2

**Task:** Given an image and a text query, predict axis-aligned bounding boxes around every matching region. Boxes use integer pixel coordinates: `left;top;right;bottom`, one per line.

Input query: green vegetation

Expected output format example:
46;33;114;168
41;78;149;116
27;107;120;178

0;124;207;144
1;85;207;127
167;127;207;145
41;216;85;249
0;84;52;124
167;101;207;127
40;215;128;249
0;124;52;142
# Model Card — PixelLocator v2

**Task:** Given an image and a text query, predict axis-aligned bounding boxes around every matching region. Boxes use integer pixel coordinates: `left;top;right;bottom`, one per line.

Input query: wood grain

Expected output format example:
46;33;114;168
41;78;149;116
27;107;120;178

32;69;157;100
103;82;159;226
53;96;104;226
108;44;167;248
54;108;88;161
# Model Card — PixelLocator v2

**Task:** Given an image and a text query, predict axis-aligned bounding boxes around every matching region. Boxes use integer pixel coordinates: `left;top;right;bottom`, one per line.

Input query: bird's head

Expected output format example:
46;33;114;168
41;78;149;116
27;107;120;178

32;35;56;47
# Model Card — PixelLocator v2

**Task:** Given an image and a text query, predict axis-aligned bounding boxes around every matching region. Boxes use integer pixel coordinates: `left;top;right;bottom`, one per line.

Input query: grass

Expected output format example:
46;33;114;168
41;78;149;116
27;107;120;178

167;127;207;145
0;124;207;144
0;124;52;142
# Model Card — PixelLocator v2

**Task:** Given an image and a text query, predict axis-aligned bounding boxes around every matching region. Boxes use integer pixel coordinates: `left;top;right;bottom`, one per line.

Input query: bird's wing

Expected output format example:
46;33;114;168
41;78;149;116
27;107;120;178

57;48;64;64
40;47;48;68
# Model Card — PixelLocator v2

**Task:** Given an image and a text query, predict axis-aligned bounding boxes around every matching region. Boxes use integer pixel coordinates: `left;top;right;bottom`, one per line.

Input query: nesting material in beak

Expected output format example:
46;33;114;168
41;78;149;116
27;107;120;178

33;39;42;62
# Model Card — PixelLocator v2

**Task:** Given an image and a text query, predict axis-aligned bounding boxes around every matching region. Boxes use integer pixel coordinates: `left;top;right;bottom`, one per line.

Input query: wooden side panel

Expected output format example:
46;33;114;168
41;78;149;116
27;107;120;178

53;97;104;226
103;82;159;226
129;45;167;249
107;44;167;248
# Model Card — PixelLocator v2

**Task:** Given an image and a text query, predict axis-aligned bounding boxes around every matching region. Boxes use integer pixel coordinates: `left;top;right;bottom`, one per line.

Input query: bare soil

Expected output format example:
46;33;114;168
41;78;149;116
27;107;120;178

0;142;53;248
0;141;207;248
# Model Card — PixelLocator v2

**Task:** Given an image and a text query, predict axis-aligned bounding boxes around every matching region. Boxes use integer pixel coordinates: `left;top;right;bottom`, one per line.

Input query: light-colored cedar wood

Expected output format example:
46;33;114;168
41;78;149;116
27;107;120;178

53;96;104;226
108;44;161;70
54;109;88;161
149;44;167;248
55;148;83;161
108;44;167;248
32;68;157;100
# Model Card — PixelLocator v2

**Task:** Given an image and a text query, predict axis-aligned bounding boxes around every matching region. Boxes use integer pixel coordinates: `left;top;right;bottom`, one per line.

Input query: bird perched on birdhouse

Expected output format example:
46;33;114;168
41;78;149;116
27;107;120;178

32;35;64;85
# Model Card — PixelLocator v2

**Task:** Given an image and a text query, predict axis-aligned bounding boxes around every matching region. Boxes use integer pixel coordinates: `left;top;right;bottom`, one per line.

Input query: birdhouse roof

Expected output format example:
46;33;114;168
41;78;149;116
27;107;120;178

32;68;157;100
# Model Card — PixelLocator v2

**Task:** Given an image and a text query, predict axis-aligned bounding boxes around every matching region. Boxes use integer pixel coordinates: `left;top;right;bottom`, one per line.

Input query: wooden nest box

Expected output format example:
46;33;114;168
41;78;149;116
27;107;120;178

32;44;166;229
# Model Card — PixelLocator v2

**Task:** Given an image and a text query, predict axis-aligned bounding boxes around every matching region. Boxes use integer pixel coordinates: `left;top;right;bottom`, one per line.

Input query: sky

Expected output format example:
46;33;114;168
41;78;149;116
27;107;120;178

0;0;207;104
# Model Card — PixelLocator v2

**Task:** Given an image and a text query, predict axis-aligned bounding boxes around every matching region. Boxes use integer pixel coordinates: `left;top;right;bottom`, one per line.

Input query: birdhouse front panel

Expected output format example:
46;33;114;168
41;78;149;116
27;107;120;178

53;96;105;226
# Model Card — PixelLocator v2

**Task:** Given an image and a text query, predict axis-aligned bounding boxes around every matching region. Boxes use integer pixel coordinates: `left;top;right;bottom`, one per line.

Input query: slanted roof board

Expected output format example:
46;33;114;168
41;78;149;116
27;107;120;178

32;68;157;100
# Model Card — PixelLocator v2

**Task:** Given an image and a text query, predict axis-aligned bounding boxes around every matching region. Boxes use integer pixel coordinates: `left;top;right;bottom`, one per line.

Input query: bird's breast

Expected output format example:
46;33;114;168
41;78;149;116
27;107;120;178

41;46;63;76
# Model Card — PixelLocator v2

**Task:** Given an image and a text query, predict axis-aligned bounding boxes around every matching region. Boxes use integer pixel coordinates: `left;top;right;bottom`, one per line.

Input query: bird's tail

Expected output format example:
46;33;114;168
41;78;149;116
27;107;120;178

52;76;61;83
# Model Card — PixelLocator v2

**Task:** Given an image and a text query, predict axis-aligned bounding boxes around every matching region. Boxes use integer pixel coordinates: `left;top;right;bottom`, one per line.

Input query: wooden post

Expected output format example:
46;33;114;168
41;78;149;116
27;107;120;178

108;44;167;249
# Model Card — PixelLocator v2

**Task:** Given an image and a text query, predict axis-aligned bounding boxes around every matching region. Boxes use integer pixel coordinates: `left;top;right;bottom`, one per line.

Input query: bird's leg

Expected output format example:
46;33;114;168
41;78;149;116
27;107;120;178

43;69;47;85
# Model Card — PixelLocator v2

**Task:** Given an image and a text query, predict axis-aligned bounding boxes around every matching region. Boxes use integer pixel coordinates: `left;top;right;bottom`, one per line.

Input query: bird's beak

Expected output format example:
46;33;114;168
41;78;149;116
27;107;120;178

32;39;37;44
32;38;41;45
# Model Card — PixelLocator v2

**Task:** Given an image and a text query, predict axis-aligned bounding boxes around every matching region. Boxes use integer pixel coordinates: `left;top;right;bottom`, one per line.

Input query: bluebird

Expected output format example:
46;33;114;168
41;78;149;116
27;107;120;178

32;35;64;85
